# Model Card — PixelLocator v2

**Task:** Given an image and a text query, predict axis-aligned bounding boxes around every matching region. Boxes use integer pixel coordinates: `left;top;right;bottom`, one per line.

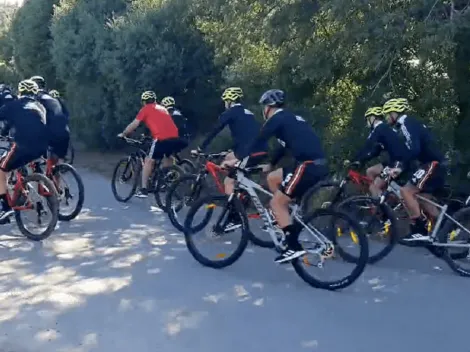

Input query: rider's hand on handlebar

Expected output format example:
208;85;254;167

388;167;402;179
117;133;125;138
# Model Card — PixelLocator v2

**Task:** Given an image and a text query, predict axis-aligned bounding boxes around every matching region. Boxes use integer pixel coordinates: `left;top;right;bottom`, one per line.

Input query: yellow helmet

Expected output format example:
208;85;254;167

141;91;156;101
221;87;243;102
161;96;175;108
364;107;383;118
49;89;60;98
18;79;39;95
382;98;410;114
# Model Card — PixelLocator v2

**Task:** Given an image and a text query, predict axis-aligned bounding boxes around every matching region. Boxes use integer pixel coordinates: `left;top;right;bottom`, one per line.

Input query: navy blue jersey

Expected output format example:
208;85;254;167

0;96;48;150
355;121;411;167
167;107;189;139
0;90;17;108
240;109;325;164
37;91;69;139
200;104;268;157
396;115;444;163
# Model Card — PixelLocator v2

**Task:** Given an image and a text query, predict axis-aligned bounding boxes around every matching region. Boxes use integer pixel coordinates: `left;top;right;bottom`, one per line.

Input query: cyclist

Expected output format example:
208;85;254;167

192;87;268;195
30;76;70;164
161;96;191;141
49;90;60;98
118;91;180;198
348;106;411;197
384;98;446;242
0;80;48;222
0;84;17;108
224;89;329;263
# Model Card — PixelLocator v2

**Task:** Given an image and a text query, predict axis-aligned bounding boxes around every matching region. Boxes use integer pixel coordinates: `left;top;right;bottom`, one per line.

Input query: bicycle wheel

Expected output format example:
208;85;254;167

166;173;207;231
239;192;275;248
154;165;184;211
300;179;343;214
183;194;250;268
335;195;398;264
438;207;470;276
111;157;139;202
53;163;85;221
178;158;196;174
14;173;59;241
291;208;368;290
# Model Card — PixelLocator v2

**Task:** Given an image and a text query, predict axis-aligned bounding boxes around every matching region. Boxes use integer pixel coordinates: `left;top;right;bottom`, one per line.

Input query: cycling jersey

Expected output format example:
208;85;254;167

396;115;444;163
240;109;325;164
36;91;69;139
0;96;48;151
136;103;178;140
167;107;189;139
200;104;267;158
355;121;411;167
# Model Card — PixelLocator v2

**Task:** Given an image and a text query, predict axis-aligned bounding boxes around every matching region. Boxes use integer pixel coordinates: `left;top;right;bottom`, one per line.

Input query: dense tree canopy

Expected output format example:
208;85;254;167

1;0;470;176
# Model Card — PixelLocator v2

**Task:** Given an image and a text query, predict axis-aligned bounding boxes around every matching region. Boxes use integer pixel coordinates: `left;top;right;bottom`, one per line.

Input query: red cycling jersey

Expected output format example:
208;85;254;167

136;103;178;140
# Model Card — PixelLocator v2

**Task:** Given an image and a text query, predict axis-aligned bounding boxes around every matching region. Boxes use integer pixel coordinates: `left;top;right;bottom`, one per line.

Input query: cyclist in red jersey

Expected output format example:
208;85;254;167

118;91;179;198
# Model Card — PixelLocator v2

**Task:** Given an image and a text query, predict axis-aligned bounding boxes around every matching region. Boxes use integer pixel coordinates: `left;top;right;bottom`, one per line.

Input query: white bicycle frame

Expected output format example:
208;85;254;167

232;157;333;250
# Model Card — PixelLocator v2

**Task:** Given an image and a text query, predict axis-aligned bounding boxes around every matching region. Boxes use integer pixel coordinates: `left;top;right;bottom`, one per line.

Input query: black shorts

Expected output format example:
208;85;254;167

0;143;43;172
49;135;70;159
408;161;446;193
281;161;329;199
245;151;269;167
148;138;188;160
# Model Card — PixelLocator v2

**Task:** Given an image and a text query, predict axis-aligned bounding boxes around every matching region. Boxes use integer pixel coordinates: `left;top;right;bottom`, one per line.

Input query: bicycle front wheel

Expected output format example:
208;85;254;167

111;157;139;202
14;173;59;241
53;163;85;221
291;208;369;290
154;165;184;211
183;194;250;268
336;195;398;264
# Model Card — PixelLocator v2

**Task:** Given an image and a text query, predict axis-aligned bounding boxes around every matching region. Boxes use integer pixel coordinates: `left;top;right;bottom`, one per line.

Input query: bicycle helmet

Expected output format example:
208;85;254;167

141;91;157;102
221;87;243;102
18;80;39;95
259;89;285;107
30;75;46;90
49;89;60;98
161;96;175;108
382;98;409;114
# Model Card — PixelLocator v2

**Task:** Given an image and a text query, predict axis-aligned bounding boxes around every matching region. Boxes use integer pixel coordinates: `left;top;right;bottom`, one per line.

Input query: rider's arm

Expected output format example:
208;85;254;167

122;109;145;136
199;110;231;151
238;114;281;162
0;103;13;136
401;118;422;160
354;127;382;164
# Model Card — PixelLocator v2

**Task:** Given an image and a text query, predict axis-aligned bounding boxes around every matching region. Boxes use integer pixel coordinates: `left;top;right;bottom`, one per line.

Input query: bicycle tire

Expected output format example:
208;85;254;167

14;173;59;241
438;206;470;276
291;208;369;290
178;158;196;174
300;179;343;214
335;195;398;264
111;157;139;202
154;165;184;211
53;163;85;221
183;194;250;268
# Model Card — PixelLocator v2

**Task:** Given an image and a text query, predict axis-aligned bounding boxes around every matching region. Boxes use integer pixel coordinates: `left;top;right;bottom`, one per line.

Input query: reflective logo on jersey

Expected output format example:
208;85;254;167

244;109;254;115
295;115;305;122
277;138;286;147
400;124;412;149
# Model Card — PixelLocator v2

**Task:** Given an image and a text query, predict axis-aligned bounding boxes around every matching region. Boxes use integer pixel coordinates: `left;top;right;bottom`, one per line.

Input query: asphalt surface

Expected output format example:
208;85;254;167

0;168;469;352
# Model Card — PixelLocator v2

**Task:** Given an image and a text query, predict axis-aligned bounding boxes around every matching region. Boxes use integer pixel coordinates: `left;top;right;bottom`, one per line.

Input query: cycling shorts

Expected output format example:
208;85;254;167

0;143;44;172
148;138;188;160
407;161;446;194
281;160;328;199
49;134;70;159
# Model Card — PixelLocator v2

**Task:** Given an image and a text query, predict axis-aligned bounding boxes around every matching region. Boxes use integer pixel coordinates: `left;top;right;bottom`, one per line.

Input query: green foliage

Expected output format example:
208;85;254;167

0;0;470;178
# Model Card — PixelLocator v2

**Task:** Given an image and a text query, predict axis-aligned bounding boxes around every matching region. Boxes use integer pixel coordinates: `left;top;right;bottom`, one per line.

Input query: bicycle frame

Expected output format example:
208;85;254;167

7;169;34;211
204;161;226;193
233;158;332;251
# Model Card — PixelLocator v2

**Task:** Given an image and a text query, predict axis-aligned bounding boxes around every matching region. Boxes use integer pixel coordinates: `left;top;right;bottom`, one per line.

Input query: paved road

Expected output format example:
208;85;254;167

0;168;469;352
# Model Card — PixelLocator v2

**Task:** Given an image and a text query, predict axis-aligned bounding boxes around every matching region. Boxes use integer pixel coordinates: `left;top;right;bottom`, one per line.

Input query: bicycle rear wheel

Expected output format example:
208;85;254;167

14;173;59;241
154;165;184;211
178;158;196;174
291;208;368;290
183;194;250;268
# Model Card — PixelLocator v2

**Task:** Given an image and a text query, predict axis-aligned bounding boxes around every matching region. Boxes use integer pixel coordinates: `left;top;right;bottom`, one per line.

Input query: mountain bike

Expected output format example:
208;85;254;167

111;135;184;208
165;151;273;248
183;158;369;290
28;151;84;221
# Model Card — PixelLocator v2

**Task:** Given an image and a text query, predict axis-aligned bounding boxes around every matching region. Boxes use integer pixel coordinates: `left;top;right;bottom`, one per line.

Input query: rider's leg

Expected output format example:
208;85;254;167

267;168;283;194
401;162;443;240
223;153;236;195
366;163;384;197
141;157;155;189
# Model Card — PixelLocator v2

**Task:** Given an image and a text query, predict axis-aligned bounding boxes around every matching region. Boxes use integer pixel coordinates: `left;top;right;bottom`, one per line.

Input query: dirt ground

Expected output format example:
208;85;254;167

73;150;124;179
